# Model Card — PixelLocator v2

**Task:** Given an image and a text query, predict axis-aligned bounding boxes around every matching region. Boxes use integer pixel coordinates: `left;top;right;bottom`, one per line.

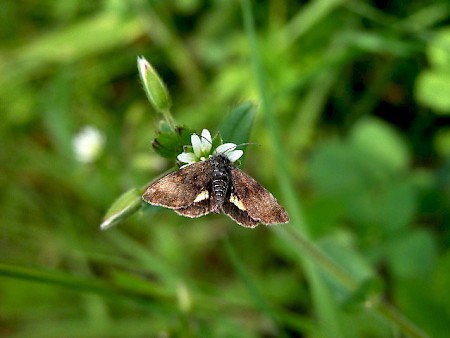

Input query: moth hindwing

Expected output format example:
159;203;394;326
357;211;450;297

142;154;289;228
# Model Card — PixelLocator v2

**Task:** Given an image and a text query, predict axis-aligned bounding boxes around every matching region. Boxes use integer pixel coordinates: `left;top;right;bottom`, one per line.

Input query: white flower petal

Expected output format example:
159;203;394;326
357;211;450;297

191;134;202;157
215;143;237;154
137;56;150;87
200;129;212;154
201;129;212;144
226;149;243;162
177;152;196;164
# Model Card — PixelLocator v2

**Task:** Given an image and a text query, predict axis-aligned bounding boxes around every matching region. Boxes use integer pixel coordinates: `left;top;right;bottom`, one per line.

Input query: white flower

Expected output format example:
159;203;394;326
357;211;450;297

191;129;212;159
73;126;105;163
177;152;197;165
177;129;243;168
214;143;243;162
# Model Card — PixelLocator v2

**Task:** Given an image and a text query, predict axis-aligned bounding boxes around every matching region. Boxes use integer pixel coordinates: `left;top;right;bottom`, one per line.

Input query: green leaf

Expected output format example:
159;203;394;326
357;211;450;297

427;28;450;70
341;277;384;312
415;69;450;114
415;28;450;114
151;122;194;159
434;129;450;157
433;252;450;316
386;229;437;279
318;234;376;297
219;101;256;145
0;263;174;312
100;187;144;230
345;31;416;56
376;181;417;233
0;263;120;299
350;117;410;172
310;140;368;196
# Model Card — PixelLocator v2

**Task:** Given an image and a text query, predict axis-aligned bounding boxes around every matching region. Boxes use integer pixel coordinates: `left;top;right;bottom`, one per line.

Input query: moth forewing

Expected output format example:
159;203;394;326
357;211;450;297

142;160;212;209
230;168;289;225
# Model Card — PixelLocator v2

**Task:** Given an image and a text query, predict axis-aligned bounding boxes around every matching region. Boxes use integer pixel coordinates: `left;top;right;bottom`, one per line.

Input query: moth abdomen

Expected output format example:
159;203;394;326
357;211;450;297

210;154;232;209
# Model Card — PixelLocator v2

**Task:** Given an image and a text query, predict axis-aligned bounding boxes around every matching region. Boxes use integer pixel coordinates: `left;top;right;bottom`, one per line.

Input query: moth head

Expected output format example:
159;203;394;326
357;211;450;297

177;129;245;168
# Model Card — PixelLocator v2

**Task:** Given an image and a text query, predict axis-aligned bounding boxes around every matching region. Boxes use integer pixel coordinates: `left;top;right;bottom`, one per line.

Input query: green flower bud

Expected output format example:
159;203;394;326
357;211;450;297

100;187;143;230
137;56;172;113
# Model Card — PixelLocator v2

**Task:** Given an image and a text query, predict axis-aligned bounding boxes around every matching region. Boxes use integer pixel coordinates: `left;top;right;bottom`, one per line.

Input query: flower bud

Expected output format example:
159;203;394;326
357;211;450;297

137;56;171;113
100;188;143;230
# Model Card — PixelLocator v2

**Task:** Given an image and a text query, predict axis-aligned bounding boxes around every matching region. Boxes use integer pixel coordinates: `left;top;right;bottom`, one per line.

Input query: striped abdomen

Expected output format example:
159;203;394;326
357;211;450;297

211;155;232;212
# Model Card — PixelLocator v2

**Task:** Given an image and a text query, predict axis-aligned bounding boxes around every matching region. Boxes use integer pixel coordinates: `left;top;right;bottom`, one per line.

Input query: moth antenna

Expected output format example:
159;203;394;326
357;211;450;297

236;142;259;149
195;133;214;146
194;131;259;154
219;142;259;154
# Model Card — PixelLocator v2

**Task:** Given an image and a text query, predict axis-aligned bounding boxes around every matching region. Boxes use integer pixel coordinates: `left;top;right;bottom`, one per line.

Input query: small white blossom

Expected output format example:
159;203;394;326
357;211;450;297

191;129;212;159
177;152;196;164
214;143;243;162
73;126;105;163
177;129;243;168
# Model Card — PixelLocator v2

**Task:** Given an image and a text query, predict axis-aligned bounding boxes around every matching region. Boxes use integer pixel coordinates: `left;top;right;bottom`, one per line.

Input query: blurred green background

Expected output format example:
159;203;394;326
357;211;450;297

1;0;450;337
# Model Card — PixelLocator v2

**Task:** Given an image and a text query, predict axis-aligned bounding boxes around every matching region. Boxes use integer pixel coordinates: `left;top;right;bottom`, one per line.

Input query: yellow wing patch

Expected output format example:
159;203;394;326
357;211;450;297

230;193;246;211
194;190;209;203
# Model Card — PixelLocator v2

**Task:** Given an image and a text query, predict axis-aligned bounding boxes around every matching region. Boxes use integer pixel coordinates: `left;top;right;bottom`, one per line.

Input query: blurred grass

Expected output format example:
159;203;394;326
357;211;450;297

1;0;450;337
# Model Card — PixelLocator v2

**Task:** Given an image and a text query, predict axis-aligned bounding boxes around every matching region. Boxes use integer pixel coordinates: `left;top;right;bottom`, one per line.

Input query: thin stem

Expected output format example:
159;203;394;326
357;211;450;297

240;1;345;337
223;237;290;338
239;0;429;337
375;301;430;338
276;227;358;291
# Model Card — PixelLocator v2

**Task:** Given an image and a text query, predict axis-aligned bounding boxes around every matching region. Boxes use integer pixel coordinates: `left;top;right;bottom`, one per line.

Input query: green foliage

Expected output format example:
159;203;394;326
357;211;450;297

101;187;144;230
151;122;194;158
219;102;256;146
415;28;450;113
1;1;449;337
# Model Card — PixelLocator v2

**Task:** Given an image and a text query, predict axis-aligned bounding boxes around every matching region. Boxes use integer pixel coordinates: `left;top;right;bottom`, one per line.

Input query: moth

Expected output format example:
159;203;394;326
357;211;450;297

142;153;289;228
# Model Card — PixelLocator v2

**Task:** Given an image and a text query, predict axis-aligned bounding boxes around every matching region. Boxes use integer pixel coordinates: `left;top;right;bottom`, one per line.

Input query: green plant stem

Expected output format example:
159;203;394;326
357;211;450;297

240;1;344;338
240;1;429;337
278;227;430;338
276;227;358;290
223;237;290;338
375;301;429;338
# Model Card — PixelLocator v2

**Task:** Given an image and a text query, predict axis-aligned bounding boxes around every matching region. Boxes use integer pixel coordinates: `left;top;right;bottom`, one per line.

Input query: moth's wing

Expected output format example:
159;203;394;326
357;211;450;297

174;199;211;218
222;200;259;228
228;168;289;225
143;160;212;217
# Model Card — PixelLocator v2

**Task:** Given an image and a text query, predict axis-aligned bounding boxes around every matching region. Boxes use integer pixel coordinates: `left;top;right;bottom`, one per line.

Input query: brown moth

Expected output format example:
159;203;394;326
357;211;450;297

142;153;289;228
